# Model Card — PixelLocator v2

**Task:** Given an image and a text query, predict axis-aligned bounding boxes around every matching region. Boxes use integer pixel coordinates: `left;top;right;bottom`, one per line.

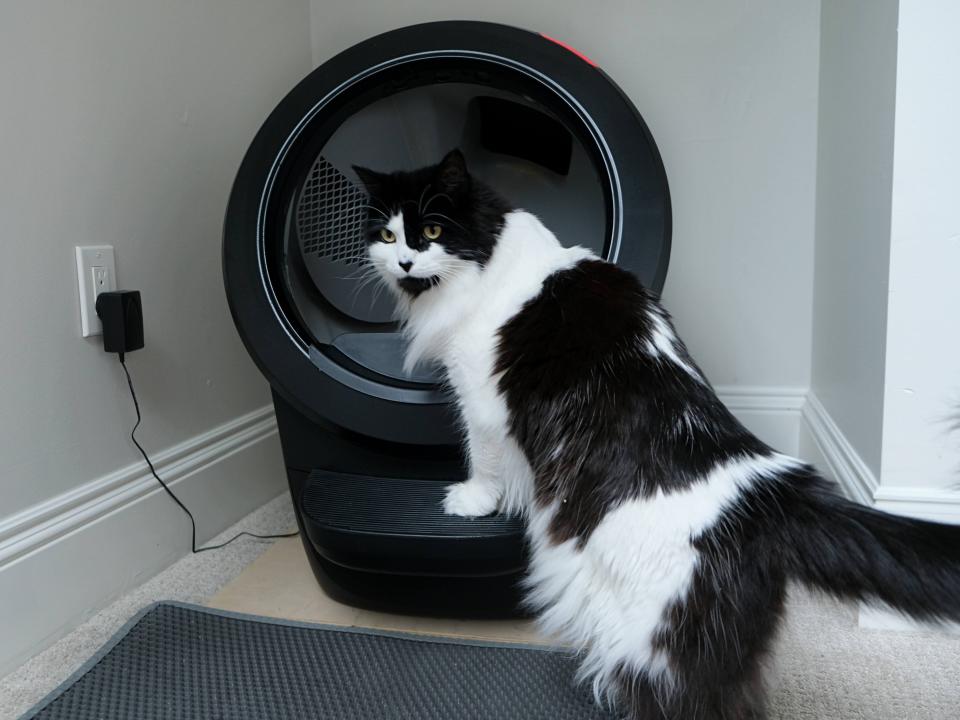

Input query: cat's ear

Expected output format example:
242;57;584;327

352;165;383;194
436;149;470;195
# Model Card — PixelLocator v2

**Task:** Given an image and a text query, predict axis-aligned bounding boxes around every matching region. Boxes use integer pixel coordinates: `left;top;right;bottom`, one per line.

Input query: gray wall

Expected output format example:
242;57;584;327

0;0;312;675
310;0;821;389
0;3;311;518
810;0;898;476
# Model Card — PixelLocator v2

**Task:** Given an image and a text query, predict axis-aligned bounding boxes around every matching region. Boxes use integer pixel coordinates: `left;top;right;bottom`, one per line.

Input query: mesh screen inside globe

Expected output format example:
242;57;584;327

297;156;368;266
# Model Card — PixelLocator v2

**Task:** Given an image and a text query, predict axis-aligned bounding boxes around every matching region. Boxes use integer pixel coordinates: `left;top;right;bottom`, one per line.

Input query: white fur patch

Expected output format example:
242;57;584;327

443;475;501;516
397;211;594;515
524;452;799;702
645;309;704;383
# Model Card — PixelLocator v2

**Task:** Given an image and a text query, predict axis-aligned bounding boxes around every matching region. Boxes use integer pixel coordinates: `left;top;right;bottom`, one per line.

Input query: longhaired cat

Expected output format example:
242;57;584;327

354;149;960;720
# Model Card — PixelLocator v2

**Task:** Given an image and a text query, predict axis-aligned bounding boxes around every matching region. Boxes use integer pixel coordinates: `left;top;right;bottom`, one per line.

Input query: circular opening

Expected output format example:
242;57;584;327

264;58;617;388
224;23;670;444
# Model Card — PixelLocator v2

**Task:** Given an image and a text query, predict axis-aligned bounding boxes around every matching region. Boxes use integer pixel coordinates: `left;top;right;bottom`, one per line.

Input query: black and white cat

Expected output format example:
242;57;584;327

354;149;960;720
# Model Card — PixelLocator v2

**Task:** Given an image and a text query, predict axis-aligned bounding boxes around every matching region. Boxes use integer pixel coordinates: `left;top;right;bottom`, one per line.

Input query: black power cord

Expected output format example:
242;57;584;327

119;354;298;553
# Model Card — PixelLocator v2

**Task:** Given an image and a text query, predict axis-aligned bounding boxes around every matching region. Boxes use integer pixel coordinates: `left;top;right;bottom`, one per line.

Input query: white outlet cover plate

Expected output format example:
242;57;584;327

76;245;117;337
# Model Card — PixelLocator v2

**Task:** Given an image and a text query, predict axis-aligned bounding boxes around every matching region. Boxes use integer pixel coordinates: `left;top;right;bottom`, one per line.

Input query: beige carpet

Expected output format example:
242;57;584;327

3;494;959;719
766;590;960;719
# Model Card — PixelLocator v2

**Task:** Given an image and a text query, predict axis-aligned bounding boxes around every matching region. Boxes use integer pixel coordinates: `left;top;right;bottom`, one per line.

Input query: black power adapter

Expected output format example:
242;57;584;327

96;288;297;553
95;290;144;357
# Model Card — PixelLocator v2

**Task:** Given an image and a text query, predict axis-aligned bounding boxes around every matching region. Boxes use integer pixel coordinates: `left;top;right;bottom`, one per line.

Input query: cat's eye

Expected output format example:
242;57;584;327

379;229;396;243
422;225;442;240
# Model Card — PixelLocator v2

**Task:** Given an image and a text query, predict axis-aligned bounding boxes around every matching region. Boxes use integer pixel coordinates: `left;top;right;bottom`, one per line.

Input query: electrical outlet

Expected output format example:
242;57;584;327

76;246;117;337
92;265;110;295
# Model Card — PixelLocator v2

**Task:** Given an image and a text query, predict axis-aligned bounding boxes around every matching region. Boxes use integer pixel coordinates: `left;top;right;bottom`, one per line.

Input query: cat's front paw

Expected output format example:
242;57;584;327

443;478;501;517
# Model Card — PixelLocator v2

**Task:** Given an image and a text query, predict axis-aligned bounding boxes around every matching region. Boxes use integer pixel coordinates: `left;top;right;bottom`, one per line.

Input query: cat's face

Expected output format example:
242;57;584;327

354;150;501;299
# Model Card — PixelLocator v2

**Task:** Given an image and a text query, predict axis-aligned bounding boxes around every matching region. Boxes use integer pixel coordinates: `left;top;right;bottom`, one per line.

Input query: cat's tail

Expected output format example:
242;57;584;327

773;468;960;622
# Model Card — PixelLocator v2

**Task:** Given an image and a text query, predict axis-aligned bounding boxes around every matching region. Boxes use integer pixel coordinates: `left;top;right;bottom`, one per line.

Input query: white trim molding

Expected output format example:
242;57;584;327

800;392;879;505
873;485;960;524
0;405;284;677
0;406;277;567
716;385;807;413
802;391;960;523
717;385;807;456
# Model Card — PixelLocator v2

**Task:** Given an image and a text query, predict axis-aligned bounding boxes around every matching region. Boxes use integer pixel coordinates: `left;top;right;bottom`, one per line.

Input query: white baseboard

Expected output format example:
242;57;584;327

872;485;960;524
800;392;879;504
801;391;960;522
716;385;807;456
0;405;284;677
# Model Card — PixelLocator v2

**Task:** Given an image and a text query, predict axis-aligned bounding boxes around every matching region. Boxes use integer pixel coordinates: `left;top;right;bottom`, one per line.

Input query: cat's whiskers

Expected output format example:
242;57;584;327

417;184;431;215
347;277;387;311
370;275;393;307
334;260;376;283
348;269;383;299
364;203;390;221
332;256;375;280
421;191;453;216
424;211;466;232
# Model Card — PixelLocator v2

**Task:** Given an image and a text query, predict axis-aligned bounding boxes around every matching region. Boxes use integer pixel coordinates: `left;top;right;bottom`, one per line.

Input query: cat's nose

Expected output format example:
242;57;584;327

399;260;413;273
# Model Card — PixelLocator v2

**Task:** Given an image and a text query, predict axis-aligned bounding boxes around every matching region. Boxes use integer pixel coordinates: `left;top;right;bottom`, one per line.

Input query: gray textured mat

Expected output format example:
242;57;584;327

21;602;611;719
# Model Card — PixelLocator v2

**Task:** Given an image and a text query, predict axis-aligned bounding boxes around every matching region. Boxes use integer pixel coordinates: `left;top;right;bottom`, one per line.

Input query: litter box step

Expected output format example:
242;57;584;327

300;470;526;577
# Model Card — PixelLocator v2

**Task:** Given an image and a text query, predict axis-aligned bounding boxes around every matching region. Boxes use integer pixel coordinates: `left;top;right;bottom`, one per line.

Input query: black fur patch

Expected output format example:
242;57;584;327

495;259;768;543
770;468;960;621
397;275;441;297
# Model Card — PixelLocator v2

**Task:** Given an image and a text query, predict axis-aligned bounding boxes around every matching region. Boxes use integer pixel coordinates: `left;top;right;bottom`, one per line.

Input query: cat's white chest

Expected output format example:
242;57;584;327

441;314;501;389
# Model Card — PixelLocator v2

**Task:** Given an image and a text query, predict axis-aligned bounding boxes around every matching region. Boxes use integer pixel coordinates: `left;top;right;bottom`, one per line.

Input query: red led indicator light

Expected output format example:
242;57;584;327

540;33;599;67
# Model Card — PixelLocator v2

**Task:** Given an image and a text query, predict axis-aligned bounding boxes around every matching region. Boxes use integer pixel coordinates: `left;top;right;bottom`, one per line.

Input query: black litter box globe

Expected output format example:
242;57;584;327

223;21;670;616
